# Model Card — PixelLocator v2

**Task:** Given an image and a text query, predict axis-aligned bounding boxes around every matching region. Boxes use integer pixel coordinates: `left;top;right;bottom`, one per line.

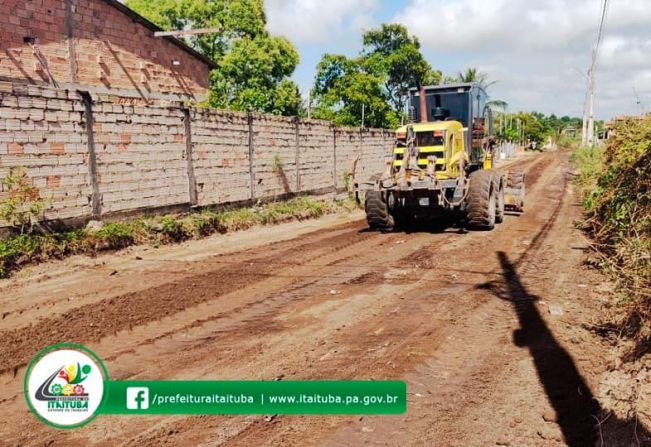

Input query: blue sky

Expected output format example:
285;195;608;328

266;0;651;120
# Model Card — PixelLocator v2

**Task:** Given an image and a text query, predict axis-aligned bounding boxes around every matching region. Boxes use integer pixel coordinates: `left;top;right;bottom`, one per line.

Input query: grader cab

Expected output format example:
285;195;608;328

353;83;525;230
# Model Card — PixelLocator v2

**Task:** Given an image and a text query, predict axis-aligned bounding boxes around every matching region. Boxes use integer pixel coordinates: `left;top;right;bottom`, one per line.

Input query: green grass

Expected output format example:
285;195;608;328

570;146;603;185
0;196;359;279
570;146;604;209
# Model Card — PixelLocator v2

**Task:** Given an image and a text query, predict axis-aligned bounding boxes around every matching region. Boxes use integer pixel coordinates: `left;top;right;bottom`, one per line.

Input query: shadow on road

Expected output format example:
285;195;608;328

481;251;651;447
360;216;464;235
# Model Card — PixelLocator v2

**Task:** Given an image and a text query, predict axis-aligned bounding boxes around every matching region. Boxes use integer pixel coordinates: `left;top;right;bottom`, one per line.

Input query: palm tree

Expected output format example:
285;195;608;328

486;99;508;112
456;67;507;111
457;67;497;88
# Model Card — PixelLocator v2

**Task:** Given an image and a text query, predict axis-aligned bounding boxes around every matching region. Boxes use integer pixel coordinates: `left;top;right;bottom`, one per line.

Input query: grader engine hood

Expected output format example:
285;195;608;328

393;122;465;178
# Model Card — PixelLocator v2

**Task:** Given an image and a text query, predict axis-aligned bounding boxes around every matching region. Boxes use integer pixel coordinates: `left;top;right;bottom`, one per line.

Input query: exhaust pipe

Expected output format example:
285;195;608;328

418;85;428;123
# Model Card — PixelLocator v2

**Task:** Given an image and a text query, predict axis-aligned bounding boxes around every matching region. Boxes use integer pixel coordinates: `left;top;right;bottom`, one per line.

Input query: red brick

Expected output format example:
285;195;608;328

46;175;60;187
0;0;210;98
8;142;23;154
50;142;64;154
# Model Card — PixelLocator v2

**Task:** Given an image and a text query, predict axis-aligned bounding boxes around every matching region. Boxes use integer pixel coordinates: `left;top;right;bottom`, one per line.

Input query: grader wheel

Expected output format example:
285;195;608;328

505;169;525;212
365;190;395;230
494;173;505;224
466;170;496;231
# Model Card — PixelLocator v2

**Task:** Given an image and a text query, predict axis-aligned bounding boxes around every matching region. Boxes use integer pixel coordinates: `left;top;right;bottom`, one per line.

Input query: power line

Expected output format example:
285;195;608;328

591;0;609;73
582;0;609;147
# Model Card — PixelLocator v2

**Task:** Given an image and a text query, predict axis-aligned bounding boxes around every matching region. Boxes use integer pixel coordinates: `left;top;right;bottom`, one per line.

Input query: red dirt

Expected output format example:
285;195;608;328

0;150;648;446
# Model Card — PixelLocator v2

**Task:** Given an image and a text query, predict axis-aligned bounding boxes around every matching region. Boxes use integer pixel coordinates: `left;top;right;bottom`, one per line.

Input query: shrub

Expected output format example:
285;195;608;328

0;196;354;278
0;167;45;234
90;222;134;250
575;116;651;358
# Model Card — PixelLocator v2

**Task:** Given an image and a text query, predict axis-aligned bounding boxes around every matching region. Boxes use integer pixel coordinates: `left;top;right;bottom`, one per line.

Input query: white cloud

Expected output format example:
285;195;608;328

395;0;651;52
265;0;379;45
391;0;651;118
265;0;651;119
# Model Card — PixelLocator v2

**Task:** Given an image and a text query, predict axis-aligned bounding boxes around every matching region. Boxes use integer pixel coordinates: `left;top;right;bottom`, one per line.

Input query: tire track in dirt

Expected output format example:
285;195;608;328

0;152;563;446
0;226;446;445
0;222;380;374
0;222;362;334
55;154;558;446
106;156;562;446
307;150;583;447
76;224;454;371
201;151;570;446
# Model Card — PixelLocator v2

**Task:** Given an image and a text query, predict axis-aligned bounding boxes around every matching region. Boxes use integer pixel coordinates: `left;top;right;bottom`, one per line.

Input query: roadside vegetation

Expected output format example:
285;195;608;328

572;115;651;359
126;0;302;115
496;113;598;149
0;194;358;279
123;0;587;147
311;24;440;128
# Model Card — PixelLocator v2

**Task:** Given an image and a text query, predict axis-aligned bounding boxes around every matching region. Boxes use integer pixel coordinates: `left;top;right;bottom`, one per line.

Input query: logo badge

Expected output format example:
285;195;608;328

24;344;107;429
126;387;149;410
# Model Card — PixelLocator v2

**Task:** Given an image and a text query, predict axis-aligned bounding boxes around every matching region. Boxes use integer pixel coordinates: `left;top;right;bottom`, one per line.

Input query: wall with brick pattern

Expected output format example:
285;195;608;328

0;82;394;227
0;0;210;99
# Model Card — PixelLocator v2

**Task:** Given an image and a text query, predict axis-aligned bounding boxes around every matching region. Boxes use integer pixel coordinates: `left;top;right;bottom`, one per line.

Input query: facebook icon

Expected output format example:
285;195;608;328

126;387;149;410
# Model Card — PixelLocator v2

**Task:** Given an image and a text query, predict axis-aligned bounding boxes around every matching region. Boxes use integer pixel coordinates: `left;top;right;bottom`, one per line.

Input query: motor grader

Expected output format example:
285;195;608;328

352;83;525;230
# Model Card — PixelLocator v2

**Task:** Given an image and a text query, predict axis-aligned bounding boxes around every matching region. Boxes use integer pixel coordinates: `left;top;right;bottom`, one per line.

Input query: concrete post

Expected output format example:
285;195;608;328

332;126;337;191
294;116;301;192
79;92;101;219
247;111;255;199
183;108;198;206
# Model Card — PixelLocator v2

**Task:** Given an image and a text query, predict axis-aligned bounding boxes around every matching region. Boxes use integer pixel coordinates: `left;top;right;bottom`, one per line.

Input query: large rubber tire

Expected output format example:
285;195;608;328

365;190;394;230
391;209;412;230
507;169;525;211
507;169;525;188
466;170;496;231
494;173;505;224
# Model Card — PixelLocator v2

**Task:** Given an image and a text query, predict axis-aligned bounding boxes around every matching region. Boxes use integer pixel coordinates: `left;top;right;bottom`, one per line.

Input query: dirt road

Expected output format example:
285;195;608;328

0;150;646;446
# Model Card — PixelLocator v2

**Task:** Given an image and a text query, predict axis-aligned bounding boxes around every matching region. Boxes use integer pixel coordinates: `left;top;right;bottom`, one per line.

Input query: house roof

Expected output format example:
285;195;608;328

101;0;218;69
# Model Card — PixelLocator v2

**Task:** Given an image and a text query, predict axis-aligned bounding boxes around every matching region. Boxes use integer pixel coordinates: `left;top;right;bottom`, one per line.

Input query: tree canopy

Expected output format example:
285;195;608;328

312;23;440;128
362;24;440;113
497;112;587;147
125;0;300;115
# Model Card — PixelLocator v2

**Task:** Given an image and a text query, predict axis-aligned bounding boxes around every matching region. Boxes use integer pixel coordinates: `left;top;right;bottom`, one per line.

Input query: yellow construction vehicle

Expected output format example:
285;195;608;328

353;83;524;230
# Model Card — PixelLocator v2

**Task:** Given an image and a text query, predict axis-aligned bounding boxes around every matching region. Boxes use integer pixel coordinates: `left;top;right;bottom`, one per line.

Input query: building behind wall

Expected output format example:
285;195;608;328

0;0;215;101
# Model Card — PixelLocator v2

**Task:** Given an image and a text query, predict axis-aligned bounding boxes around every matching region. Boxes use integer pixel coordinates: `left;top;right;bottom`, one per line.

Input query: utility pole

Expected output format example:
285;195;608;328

582;0;608;147
633;85;646;113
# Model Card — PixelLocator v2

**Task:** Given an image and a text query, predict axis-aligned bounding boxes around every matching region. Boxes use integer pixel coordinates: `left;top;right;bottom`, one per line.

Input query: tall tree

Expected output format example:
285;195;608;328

456;67;496;88
362;24;440;114
125;0;300;115
453;67;507;113
312;23;440;128
312;55;396;128
210;35;300;115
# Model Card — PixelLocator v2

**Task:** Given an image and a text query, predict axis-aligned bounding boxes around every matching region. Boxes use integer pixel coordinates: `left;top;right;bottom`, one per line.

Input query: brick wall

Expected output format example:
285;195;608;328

0;0;210;99
0;82;394;227
92;99;189;213
0;82;92;221
191;109;251;206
